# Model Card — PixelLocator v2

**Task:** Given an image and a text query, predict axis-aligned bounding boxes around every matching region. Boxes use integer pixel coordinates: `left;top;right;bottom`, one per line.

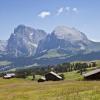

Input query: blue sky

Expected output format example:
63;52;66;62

0;0;100;41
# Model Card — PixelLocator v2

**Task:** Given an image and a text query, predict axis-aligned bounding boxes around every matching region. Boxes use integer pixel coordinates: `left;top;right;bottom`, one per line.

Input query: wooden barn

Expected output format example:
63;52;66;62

83;69;100;80
45;71;62;81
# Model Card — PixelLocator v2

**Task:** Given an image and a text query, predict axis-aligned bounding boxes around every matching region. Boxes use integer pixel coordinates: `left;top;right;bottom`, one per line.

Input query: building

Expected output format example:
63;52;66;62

83;69;100;80
45;71;62;81
3;73;16;79
38;77;46;82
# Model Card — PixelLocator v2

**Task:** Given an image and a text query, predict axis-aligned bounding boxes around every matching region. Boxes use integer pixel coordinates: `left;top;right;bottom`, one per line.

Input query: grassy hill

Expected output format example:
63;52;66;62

0;60;100;100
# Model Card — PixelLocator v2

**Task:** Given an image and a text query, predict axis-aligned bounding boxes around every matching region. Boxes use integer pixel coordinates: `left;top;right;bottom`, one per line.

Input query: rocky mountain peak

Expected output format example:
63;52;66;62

7;25;47;57
52;26;88;41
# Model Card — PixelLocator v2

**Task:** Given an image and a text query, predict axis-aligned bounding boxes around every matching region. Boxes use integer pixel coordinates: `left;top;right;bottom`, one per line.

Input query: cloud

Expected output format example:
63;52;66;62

72;8;79;13
38;11;51;18
38;7;79;18
66;6;70;12
57;7;64;15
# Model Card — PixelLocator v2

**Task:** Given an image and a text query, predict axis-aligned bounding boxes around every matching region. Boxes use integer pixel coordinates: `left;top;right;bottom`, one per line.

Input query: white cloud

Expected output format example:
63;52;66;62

57;7;64;15
38;11;51;18
72;8;79;13
66;6;70;12
38;7;79;18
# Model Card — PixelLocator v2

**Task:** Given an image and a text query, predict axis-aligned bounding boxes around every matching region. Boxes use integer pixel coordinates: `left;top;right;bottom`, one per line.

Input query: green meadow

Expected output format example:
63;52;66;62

0;71;100;100
0;60;100;100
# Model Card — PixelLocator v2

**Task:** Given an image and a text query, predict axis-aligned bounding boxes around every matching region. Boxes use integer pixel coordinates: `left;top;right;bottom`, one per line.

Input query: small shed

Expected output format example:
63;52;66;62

83;69;100;80
45;71;62;81
38;77;46;82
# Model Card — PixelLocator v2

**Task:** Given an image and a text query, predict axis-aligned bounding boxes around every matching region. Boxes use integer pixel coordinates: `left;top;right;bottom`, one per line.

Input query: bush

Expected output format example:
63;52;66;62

59;74;65;80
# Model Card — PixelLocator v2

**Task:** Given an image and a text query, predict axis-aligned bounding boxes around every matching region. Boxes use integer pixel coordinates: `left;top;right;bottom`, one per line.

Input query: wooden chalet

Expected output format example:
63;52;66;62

45;71;62;81
83;69;100;80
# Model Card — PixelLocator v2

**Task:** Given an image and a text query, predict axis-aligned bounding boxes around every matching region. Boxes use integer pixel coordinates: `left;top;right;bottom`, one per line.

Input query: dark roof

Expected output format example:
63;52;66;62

45;71;62;79
83;69;100;77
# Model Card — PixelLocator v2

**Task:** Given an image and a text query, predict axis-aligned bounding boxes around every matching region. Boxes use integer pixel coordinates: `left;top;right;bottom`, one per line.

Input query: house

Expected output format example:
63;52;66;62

45;71;62;81
83;69;100;80
3;73;16;79
38;77;46;82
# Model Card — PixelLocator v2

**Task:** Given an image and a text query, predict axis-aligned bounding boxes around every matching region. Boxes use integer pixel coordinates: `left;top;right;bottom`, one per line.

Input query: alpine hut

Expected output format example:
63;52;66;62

45;71;62;81
83;69;100;80
38;77;46;82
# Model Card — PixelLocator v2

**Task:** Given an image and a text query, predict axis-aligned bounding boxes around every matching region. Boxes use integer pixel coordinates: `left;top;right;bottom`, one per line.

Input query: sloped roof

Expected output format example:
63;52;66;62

48;71;62;79
6;73;15;76
83;69;100;77
40;76;46;80
4;75;11;78
4;73;15;78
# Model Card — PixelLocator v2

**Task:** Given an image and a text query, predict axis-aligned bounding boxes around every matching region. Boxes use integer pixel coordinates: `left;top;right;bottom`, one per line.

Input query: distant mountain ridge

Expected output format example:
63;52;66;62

0;25;100;67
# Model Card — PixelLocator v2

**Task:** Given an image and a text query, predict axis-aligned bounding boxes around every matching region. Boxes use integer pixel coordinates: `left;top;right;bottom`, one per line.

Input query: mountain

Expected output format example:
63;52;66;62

5;25;100;58
0;25;100;71
36;26;100;59
7;25;47;57
0;40;7;52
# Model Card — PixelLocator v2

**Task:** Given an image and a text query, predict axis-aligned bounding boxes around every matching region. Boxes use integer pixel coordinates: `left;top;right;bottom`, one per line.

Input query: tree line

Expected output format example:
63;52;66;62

0;61;97;79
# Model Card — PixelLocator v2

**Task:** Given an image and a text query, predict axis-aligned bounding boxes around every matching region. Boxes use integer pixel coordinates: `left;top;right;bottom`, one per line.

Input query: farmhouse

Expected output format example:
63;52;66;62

83;69;100;80
45;71;62;81
3;73;16;79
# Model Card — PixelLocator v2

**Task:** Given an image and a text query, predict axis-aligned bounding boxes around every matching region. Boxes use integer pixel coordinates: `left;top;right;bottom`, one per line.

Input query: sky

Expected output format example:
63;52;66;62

0;0;100;41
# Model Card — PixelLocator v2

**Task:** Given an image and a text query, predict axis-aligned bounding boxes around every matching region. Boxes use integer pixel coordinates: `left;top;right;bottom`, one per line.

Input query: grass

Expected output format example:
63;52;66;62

0;60;100;100
37;49;67;59
63;71;83;81
0;78;100;100
95;60;100;67
0;71;100;100
26;75;41;81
